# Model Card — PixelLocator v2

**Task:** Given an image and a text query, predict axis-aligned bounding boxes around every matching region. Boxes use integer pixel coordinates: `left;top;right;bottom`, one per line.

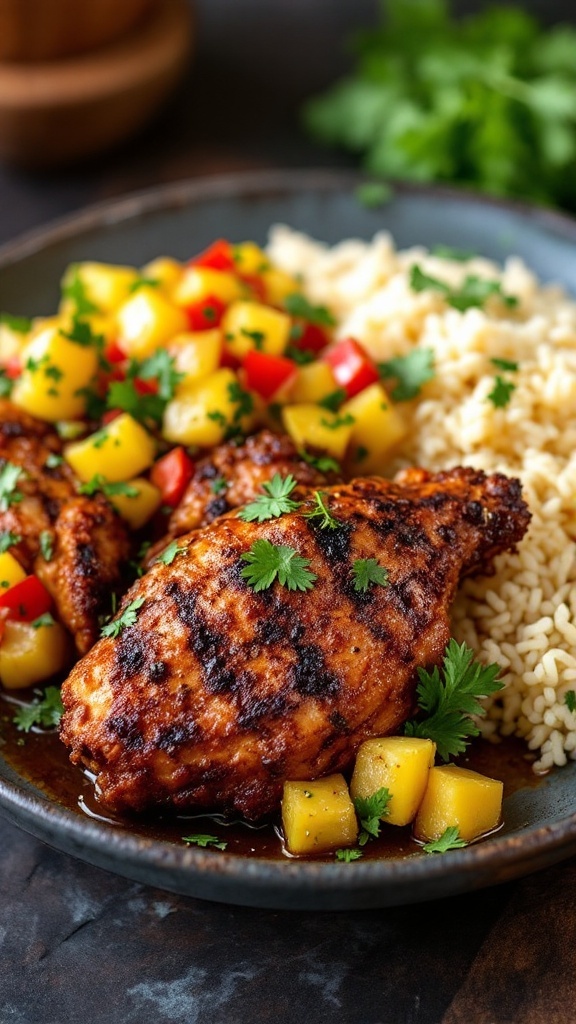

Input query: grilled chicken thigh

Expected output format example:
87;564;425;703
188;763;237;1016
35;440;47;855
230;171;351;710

61;466;530;819
0;400;130;653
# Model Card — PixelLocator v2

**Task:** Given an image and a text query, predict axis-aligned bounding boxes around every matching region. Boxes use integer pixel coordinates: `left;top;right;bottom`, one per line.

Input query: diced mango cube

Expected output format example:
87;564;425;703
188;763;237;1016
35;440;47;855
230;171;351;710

61;262;139;314
289;360;338;404
342;383;407;474
169;329;222;384
108;477;162;529
350;737;436;827
173;267;244;307
0;552;27;593
64;413;156;483
414;764;504;844
222;301;291;360
261;268;301;306
231;241;269;276
140;257;183;293
163;368;254;448
11;324;99;422
116;286;188;358
282;403;353;460
282;775;358;856
0;619;70;689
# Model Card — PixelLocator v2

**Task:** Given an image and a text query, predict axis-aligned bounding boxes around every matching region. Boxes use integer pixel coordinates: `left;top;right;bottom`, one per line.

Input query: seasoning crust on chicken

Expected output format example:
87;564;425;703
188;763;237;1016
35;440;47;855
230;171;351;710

60;466;530;820
0;399;130;653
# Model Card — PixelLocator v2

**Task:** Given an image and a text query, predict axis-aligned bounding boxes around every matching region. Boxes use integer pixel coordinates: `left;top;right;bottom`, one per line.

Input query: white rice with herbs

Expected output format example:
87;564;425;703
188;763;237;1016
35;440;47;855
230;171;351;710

268;224;576;773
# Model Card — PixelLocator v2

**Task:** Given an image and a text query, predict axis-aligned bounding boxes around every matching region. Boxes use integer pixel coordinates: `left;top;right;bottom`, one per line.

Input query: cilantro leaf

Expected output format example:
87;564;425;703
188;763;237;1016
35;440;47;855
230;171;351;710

317;388;347;412
404;639;503;761
422;826;468;854
565;690;576;713
303;491;343;530
155;540;184;566
60;316;104;350
0;312;32;333
487;376;516;408
210;477;228;495
335;848;363;862
353;787;391;844
13;686;64;732
240;539;317;593
352;558;389;592
62;266;100;316
378;348;435;402
79;475;139;499
100;596;145;638
299;450;341;475
0;530;21;553
39;530;54;561
284;293;336;327
490;357;519;372
107;380;165;425
31;613;56;629
238;473;302;523
182;834;227;851
410;265;518;311
134;349;184;402
0;462;24;512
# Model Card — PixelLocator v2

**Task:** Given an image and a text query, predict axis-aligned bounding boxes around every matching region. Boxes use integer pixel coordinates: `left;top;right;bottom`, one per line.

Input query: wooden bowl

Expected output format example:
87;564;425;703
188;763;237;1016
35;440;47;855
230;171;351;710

0;0;193;167
0;0;154;62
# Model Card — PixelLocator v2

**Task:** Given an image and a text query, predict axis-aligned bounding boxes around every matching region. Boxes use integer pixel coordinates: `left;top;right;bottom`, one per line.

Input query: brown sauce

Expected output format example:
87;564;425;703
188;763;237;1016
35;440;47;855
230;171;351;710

0;691;543;862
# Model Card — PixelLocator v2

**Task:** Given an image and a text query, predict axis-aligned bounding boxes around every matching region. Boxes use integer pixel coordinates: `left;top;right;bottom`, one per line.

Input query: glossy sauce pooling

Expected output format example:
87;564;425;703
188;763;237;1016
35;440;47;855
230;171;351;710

0;694;542;862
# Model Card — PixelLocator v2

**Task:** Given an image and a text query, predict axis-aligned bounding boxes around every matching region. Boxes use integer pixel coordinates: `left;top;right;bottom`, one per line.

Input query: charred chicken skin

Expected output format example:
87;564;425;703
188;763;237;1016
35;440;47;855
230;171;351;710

61;467;530;820
0;400;130;653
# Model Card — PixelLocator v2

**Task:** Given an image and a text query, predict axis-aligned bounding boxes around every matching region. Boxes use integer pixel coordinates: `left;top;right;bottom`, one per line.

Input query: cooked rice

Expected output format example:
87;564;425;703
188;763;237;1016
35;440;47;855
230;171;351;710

268;225;576;772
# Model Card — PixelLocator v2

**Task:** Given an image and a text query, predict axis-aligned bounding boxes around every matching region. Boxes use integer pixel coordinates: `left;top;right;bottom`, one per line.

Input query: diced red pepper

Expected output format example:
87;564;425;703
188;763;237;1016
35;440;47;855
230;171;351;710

219;345;241;371
322;337;379;398
290;322;330;356
150;447;195;507
240;273;267;303
0;575;53;622
243;350;298;401
188;239;235;272
4;356;22;380
185;295;227;332
101;408;122;426
104;340;127;365
134;377;159;396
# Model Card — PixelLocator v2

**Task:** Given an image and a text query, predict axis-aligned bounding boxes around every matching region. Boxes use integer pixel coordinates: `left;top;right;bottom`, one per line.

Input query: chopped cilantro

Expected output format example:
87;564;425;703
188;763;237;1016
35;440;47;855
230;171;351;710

79;475;139;499
351;558;389;593
31;613;55;629
238;473;301;523
100;596;145;638
13;686;64;732
0;462;24;512
422;826;467;854
284;345;315;366
0;312;32;333
0;530;21;554
60;316;104;350
182;834;227;851
565;690;576;713
318;388;347;412
0;371;13;398
127;276;160;294
335;847;363;862
39;531;54;562
490;357;519;372
240;327;265;350
303;490;343;530
299;450;341;475
62;266;99;316
284;294;336;327
240;539;317;593
207;410;227;426
227;380;254;423
404;639;503;761
210;477;228;495
155;540;184;566
353;787;391;844
320;412;355;430
487;376;516;408
378;348;435;402
410;265;518;312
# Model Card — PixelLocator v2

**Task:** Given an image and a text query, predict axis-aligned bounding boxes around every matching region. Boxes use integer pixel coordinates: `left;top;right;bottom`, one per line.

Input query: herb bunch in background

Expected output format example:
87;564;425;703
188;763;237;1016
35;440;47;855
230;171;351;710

302;0;576;211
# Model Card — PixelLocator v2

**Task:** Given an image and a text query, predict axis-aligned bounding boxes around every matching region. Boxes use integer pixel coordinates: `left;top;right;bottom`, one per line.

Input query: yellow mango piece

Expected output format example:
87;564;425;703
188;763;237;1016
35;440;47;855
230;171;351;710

350;736;436;827
282;775;358;856
342;383;407;474
61;262;139;314
231;241;269;276
116;286;188;359
414;764;504;844
0;619;70;690
0;552;27;592
290;360;337;404
222;301;291;360
173;267;244;307
64;413;156;483
169;329;222;384
261;268;301;306
108;477;162;529
282;403;353;460
163;368;254;448
140;257;183;293
11;324;99;423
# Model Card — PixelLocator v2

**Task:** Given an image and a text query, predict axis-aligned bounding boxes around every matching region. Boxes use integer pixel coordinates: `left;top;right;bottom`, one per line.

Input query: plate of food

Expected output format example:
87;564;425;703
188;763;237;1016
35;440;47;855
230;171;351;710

0;169;575;910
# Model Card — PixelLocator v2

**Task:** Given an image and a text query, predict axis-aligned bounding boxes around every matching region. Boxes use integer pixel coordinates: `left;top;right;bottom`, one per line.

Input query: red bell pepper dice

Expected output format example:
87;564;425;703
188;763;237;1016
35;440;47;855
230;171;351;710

4;356;22;379
290;322;329;356
188;240;235;272
185;295;227;331
323;337;379;398
243;350;298;401
133;377;159;396
104;340;127;365
150;447;195;507
0;575;53;622
240;273;267;303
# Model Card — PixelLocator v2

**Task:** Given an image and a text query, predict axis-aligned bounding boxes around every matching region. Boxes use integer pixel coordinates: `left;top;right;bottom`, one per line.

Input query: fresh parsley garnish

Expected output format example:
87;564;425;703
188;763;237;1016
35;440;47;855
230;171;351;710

354;787;391;845
422;826;467;854
100;596;145;638
565;690;576;713
107;351;183;425
404;639;503;761
227;380;254;423
182;834;228;851
13;686;64;732
378;349;435;402
303;491;343;530
39;531;54;561
410;265;518;311
284;293;336;327
155;540;184;566
318;388;347;412
240;539;317;593
351;558;389;593
487;376;516;408
0;530;21;553
285;345;315;366
79;475;139;499
335;847;363;862
299;450;341;475
0;312;32;333
238;473;302;523
240;327;265;350
0;462;24;512
60;316;104;350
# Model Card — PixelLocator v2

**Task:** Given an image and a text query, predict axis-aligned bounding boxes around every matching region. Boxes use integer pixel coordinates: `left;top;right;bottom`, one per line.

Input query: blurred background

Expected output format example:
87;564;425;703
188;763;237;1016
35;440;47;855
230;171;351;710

1;0;576;245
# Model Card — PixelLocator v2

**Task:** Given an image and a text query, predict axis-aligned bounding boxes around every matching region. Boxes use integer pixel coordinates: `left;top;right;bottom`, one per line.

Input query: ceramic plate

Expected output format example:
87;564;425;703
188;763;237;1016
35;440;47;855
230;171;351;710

0;170;575;910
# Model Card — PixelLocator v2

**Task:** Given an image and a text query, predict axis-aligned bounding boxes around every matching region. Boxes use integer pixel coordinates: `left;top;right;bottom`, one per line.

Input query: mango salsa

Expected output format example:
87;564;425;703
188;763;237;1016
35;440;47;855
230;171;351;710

64;413;156;482
11;324;99;422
